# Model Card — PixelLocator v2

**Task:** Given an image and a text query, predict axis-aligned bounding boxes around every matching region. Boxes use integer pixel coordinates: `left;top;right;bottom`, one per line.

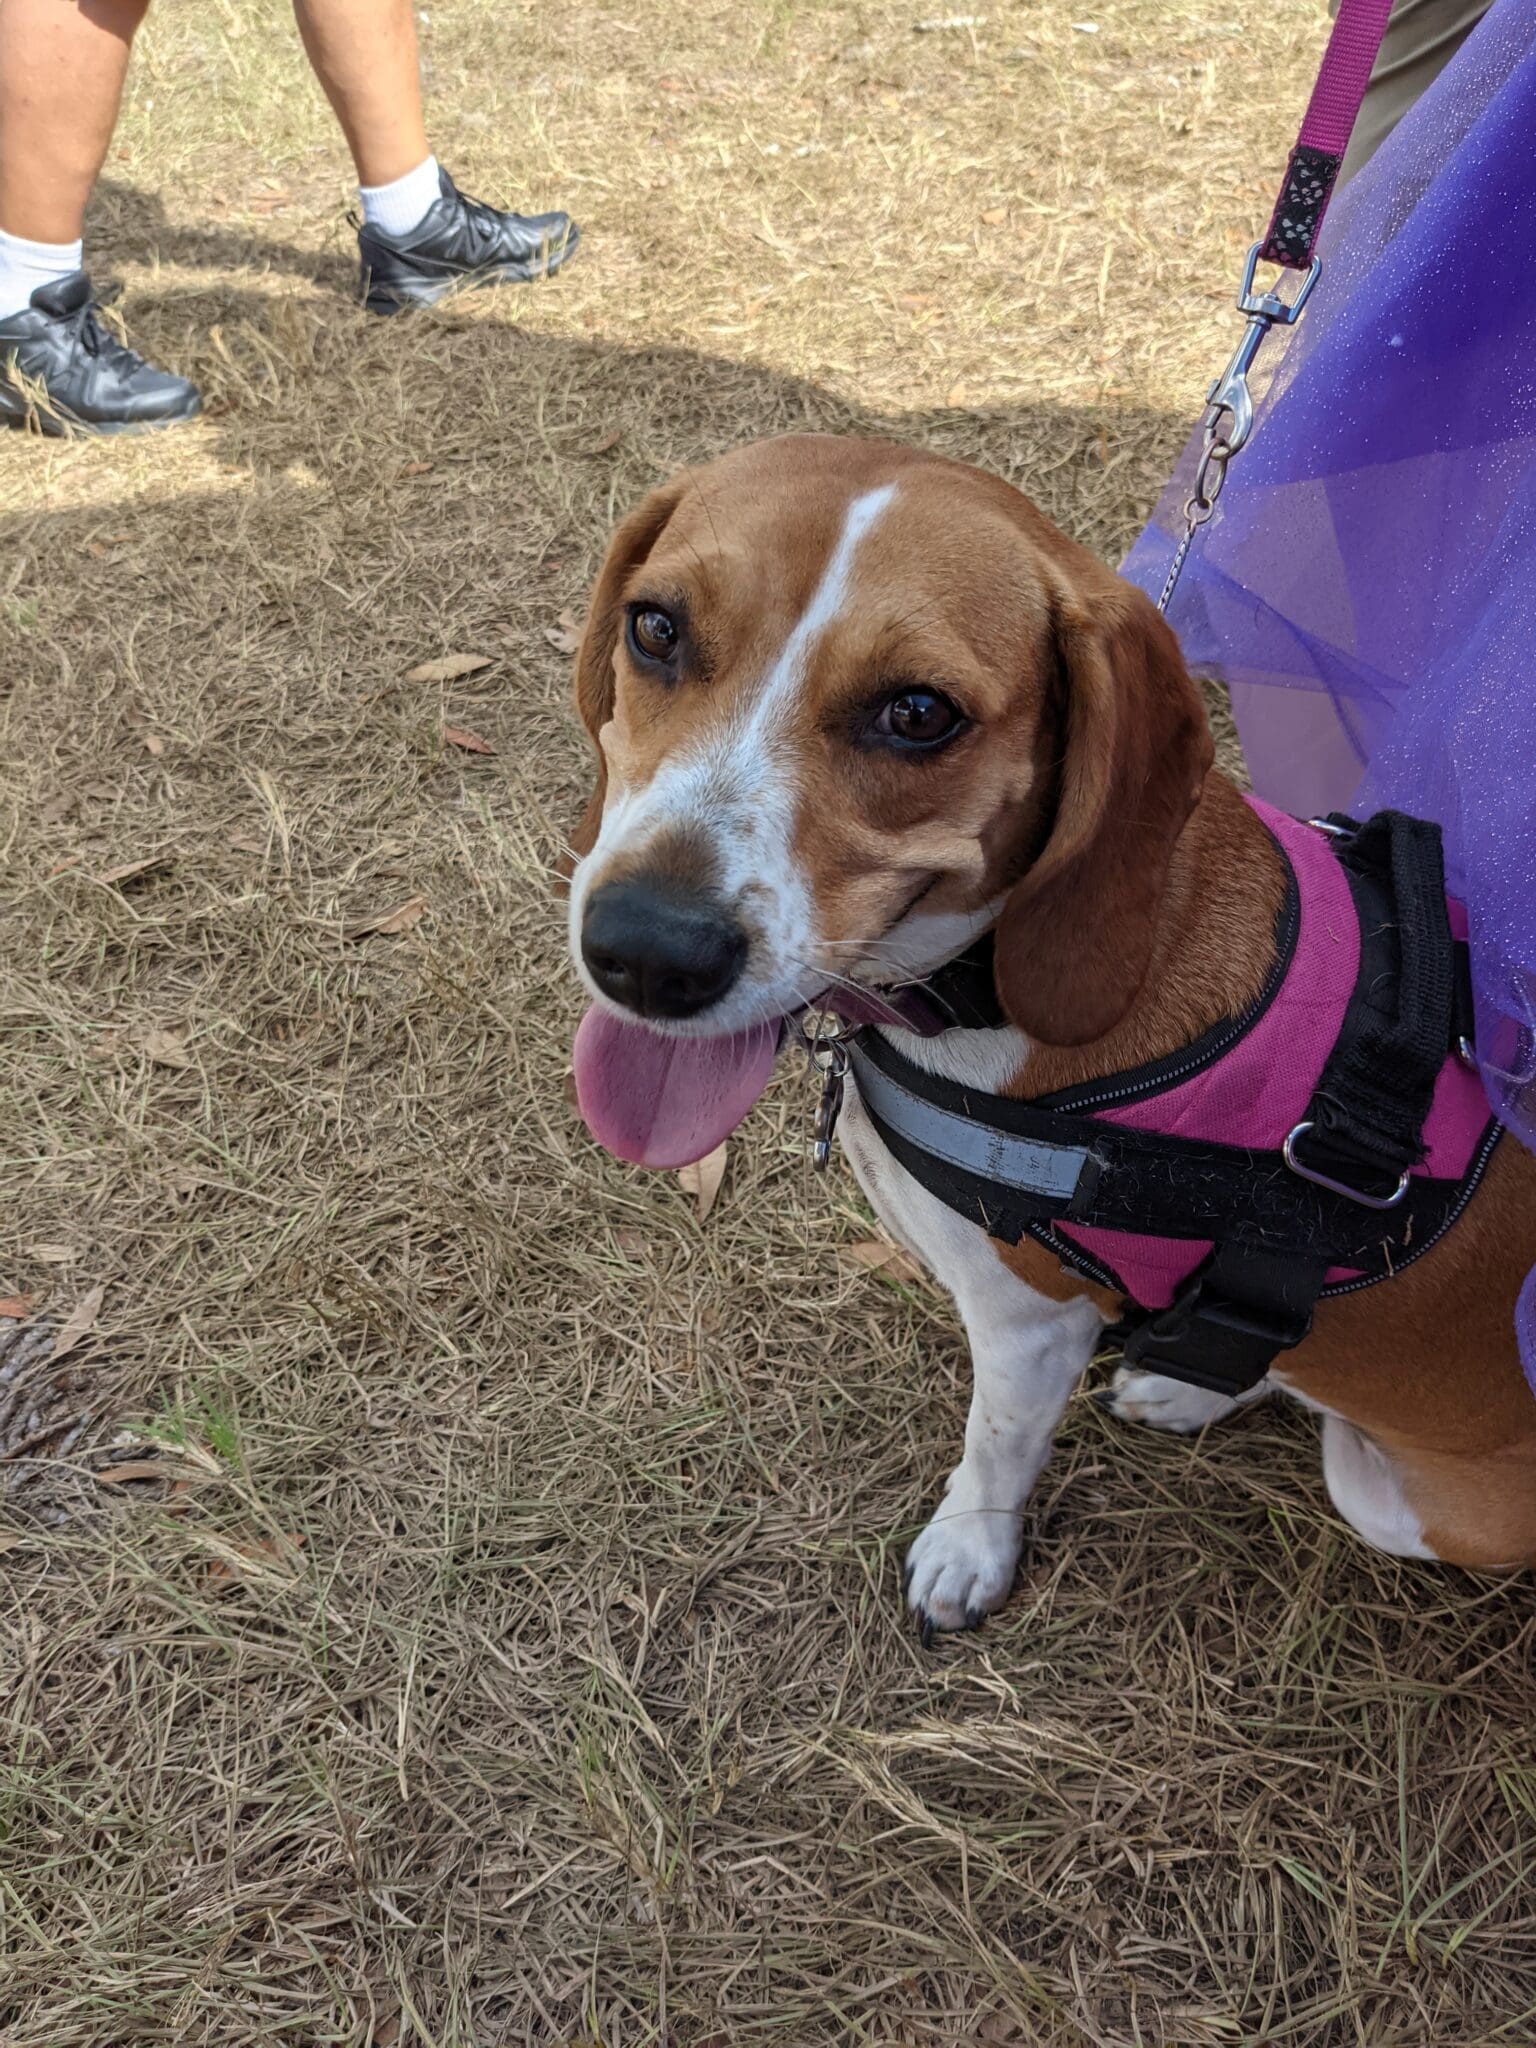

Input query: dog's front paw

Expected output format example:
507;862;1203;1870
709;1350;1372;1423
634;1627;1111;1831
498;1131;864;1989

903;1490;1022;1640
1095;1364;1270;1435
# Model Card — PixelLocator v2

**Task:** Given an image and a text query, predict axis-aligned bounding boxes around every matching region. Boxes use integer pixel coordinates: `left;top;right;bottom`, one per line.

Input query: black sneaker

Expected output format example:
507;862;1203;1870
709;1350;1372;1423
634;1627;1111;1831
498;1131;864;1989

0;271;201;437
358;167;580;315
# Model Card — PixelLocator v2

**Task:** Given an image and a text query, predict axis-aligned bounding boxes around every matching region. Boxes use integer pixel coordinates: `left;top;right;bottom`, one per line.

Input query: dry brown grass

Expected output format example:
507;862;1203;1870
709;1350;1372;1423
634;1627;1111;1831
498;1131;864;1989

2;0;1534;2041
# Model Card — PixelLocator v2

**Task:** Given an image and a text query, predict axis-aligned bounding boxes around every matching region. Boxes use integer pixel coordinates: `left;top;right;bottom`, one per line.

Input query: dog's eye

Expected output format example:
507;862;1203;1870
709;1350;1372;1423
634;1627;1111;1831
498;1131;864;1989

628;606;679;665
871;688;964;749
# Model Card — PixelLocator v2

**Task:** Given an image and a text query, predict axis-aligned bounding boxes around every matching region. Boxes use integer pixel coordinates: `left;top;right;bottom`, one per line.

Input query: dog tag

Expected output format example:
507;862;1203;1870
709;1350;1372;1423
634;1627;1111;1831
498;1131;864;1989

800;1010;852;1172
813;1049;847;1171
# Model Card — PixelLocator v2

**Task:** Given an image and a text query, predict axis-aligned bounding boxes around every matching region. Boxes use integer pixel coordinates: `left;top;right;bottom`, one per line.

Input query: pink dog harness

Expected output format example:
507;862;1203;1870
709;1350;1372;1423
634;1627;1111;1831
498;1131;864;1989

849;804;1501;1397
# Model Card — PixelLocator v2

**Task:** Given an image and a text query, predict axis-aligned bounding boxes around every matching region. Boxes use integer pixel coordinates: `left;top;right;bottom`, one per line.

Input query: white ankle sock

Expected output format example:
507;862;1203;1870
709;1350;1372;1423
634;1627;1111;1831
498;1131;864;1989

359;155;442;238
0;228;83;321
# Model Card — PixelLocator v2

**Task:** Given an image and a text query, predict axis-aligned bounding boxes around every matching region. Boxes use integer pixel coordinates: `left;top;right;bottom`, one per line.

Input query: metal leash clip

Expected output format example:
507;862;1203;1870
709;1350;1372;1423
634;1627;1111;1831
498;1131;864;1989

1157;243;1322;617
799;1009;852;1171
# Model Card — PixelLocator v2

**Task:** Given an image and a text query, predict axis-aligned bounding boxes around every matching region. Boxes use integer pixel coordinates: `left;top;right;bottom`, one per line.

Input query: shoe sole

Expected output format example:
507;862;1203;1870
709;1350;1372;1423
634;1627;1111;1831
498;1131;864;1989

0;393;202;439
363;223;581;317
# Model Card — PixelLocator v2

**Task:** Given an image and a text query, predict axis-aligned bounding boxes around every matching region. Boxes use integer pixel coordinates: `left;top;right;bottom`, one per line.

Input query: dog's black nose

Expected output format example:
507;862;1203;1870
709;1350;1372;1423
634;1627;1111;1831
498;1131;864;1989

581;880;748;1020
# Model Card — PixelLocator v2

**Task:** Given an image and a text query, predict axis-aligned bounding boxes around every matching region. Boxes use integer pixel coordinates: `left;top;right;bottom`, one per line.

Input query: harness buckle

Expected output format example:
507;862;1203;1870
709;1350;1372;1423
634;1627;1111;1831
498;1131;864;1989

1282;1120;1411;1210
1118;1264;1316;1398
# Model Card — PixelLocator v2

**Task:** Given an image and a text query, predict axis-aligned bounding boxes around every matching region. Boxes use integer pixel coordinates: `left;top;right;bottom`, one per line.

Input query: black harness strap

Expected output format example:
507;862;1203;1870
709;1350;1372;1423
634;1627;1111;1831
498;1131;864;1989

854;1025;1479;1260
1288;812;1457;1201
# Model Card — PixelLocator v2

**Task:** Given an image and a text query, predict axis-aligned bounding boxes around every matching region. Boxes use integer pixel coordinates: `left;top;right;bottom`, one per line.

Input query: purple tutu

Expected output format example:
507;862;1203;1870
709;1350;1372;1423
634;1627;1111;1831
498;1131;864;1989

1123;0;1536;1387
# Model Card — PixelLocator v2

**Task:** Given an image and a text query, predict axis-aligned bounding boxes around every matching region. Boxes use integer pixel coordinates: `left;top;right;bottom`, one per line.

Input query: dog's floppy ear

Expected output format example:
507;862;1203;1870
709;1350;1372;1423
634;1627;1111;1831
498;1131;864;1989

993;579;1213;1046
563;480;684;870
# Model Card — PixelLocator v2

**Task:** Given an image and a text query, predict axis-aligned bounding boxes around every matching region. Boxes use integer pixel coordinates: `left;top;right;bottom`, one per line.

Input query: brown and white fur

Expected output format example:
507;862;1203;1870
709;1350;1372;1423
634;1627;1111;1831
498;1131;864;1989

564;434;1536;1633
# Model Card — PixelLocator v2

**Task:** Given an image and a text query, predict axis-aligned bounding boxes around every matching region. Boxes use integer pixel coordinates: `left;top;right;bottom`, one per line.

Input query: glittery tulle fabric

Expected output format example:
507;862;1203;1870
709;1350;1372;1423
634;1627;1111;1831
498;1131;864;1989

1123;0;1536;1387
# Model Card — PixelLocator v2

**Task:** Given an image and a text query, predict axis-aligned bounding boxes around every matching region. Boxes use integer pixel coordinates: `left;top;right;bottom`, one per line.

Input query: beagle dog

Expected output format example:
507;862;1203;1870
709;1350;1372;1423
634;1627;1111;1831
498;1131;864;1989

563;433;1536;1635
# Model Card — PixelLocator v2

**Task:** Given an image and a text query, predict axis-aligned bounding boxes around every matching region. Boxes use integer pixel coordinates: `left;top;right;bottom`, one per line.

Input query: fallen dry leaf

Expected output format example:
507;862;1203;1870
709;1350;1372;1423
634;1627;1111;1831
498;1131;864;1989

345;894;427;940
96;1461;172;1487
133;1025;192;1069
841;1239;925;1286
981;205;1007;225
95;854;166;888
443;724;496;755
585;429;623;455
45;855;83;878
543;608;583;656
977;2020;1025;2046
28;1244;77;1264
946;382;969;407
50;1282;106;1363
143;734;166;758
678;1143;728;1222
0;1294;35;1319
399;460;434;477
404;652;492;683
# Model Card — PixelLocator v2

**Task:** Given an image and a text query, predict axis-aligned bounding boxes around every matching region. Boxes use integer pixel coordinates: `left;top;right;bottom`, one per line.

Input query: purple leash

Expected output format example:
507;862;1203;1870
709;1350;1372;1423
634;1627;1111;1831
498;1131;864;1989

1156;0;1395;615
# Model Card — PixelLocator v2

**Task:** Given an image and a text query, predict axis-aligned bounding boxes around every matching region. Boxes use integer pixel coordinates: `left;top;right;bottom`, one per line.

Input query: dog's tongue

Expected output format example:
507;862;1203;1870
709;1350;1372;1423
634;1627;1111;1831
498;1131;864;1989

573;1007;780;1169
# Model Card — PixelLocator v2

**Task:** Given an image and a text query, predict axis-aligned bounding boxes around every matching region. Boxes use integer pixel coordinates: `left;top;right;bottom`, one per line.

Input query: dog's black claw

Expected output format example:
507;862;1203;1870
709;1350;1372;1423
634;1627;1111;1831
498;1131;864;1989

919;1614;936;1651
1091;1386;1119;1413
964;1604;985;1632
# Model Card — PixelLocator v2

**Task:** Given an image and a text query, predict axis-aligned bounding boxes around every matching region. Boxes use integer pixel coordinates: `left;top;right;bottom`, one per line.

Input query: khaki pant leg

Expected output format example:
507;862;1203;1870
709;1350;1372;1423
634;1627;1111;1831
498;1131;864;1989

1329;0;1493;179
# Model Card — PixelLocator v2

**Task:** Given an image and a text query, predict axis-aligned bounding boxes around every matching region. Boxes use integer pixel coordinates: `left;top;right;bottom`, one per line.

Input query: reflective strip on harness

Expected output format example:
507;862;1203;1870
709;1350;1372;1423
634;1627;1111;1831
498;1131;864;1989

853;1046;1094;1206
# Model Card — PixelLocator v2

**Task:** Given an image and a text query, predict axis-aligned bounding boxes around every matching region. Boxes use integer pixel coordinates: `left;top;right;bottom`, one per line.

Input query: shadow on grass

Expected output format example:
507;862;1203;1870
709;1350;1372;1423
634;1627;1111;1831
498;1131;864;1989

88;174;355;295
8;226;1191;547
3;245;1212;795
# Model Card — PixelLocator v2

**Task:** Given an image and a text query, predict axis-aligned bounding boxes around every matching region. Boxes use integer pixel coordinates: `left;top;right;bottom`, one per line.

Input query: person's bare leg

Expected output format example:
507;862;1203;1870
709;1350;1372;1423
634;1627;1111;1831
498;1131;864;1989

0;0;199;428
0;0;149;244
296;0;579;312
291;0;430;189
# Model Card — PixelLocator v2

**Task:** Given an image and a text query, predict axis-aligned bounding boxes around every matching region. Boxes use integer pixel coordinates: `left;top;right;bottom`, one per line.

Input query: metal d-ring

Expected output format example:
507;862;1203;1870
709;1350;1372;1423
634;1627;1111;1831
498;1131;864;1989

1282;1121;1411;1209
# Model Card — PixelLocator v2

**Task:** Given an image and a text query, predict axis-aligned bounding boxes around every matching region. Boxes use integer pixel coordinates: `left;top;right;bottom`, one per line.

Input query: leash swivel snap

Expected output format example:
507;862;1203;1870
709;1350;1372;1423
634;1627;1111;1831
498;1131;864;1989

1210;244;1322;459
1157;245;1323;618
800;1009;852;1171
